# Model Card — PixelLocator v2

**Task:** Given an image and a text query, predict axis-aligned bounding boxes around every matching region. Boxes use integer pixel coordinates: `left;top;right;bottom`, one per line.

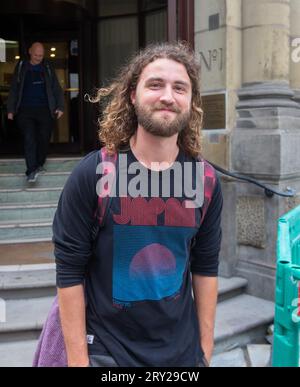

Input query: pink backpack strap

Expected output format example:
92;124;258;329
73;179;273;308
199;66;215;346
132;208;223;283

95;147;117;226
198;157;217;225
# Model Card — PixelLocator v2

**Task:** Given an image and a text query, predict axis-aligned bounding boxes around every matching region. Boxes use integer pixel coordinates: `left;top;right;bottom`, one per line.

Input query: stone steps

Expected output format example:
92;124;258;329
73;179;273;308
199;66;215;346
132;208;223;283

0;265;247;301
217;276;248;302
211;345;272;367
0;188;62;205
0;157;76;242
0;340;39;367
0;158;81;174
0;219;53;243
0;172;70;189
0;203;57;222
0;269;274;366
0;264;55;299
0;296;54;343
214;294;274;354
0;274;248;343
0;341;273;368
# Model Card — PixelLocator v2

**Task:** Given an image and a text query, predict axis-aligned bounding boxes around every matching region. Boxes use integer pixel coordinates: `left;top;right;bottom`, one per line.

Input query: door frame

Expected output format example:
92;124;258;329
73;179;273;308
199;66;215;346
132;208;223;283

168;0;194;47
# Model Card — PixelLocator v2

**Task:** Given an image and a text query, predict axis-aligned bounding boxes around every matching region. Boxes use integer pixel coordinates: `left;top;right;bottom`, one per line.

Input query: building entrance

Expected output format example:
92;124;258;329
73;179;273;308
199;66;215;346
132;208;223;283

0;0;192;157
0;38;80;155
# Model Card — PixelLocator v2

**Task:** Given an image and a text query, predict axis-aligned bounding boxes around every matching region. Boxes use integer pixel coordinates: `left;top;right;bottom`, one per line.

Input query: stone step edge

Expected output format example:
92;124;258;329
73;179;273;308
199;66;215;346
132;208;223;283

0;157;82;162
0;172;71;177
0;237;52;245
0;188;62;193
0;263;55;272
218;277;248;297
0;203;58;210
0;297;54;334
0;221;53;228
214;295;274;344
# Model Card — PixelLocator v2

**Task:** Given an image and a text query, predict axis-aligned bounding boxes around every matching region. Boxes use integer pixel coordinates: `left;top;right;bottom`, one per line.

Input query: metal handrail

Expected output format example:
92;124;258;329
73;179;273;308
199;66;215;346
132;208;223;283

209;162;296;198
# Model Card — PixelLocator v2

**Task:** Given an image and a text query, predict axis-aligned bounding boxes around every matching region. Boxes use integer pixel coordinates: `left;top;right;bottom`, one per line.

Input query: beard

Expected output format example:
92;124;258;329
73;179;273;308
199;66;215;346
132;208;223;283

134;101;191;138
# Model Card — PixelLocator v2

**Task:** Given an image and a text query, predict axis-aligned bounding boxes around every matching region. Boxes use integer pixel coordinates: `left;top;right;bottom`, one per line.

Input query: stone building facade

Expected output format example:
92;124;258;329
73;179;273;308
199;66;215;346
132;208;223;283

197;0;300;300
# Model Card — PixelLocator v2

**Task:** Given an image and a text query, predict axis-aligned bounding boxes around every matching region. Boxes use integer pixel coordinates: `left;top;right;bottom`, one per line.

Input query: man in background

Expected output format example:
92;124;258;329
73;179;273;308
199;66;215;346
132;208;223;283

7;42;64;182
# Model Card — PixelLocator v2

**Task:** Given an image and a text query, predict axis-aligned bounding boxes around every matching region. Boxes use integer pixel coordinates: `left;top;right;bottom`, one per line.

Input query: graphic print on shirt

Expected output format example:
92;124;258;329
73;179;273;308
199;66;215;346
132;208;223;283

112;197;198;307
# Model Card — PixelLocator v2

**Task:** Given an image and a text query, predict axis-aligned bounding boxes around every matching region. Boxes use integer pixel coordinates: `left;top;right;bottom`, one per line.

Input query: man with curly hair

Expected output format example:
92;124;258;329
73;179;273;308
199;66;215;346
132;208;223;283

53;42;223;367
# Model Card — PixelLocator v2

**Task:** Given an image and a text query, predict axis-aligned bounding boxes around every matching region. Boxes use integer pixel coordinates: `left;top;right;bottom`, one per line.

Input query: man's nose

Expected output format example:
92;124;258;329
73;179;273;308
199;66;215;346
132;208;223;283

159;85;175;105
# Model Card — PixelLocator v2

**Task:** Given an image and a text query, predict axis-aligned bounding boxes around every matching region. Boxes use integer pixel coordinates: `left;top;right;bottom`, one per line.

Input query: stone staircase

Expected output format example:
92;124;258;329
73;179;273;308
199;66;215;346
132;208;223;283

0;265;274;367
0;158;275;367
0;158;79;244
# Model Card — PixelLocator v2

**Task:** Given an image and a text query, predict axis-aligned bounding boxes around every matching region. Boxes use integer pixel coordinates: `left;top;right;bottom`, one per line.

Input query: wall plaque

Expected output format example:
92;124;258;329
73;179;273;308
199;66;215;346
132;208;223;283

202;93;226;129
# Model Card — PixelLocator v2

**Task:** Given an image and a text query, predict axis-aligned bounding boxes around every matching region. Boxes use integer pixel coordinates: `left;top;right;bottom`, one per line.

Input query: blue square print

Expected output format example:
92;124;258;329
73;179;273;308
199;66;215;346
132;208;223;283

112;225;195;304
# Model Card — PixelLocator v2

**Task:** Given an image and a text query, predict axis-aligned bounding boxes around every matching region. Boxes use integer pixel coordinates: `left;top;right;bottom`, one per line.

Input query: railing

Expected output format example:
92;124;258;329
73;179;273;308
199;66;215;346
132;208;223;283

210;162;296;198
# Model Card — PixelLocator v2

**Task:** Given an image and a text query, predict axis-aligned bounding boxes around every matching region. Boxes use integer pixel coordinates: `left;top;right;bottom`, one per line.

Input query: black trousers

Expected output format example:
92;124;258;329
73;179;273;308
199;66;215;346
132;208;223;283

16;106;53;175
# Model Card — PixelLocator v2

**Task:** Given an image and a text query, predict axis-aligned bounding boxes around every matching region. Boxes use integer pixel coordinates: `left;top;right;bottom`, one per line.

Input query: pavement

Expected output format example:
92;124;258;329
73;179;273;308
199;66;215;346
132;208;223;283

0;242;54;265
211;344;272;367
0;342;272;367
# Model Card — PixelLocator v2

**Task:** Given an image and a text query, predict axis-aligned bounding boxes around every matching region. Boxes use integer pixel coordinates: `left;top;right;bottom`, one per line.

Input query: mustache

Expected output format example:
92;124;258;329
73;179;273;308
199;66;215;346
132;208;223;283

152;104;181;113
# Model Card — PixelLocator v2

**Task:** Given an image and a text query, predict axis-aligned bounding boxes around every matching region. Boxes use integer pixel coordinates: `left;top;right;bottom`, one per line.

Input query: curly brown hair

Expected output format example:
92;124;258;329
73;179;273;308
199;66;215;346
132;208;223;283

91;41;203;158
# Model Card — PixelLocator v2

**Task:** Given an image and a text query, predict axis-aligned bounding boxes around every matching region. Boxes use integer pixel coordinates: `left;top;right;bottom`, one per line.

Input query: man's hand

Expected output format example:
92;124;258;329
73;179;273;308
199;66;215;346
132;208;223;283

55;110;64;119
192;275;218;367
68;360;90;367
201;338;214;365
7;113;14;120
57;285;89;368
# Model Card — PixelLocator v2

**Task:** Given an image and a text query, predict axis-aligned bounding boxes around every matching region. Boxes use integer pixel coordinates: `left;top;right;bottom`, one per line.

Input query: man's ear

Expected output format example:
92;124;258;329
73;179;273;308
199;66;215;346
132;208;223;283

130;89;136;105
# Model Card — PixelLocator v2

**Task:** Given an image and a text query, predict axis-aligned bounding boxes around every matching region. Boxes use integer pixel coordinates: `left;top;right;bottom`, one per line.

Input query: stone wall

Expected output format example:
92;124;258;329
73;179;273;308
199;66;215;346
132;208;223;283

195;0;300;300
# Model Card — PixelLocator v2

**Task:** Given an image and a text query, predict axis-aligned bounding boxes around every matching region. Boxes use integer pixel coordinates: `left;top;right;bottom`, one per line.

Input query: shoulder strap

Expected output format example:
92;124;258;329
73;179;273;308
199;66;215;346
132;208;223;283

91;147;117;242
198;157;217;225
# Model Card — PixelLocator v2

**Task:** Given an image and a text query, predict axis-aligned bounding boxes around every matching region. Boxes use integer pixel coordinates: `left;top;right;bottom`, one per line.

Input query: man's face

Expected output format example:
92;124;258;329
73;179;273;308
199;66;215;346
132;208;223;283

131;58;192;138
29;45;45;65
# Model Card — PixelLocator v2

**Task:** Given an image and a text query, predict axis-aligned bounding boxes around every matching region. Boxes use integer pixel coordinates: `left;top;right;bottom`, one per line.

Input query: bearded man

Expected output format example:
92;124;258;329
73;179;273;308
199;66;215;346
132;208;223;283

52;42;223;367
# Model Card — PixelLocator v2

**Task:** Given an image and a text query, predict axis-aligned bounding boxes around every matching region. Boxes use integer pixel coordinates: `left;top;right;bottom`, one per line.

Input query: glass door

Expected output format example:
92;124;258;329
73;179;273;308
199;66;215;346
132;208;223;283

43;40;80;152
97;0;168;86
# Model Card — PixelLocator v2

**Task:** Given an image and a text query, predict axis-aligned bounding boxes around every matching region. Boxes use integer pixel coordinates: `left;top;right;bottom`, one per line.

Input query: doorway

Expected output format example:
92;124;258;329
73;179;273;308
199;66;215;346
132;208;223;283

0;0;194;157
0;37;81;155
97;0;168;85
0;0;86;156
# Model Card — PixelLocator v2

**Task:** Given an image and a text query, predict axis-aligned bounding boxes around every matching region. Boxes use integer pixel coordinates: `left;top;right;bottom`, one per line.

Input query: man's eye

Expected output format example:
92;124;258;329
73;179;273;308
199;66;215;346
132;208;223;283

174;86;185;93
149;83;161;88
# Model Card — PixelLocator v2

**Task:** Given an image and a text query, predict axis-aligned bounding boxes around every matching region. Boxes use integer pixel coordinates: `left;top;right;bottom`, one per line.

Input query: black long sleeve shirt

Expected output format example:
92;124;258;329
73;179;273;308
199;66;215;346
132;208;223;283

53;148;223;366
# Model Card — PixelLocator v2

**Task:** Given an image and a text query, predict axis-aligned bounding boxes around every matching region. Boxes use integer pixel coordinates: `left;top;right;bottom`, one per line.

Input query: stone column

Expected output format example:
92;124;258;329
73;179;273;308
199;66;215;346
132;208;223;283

194;0;242;278
290;0;300;103
231;0;300;300
242;0;290;84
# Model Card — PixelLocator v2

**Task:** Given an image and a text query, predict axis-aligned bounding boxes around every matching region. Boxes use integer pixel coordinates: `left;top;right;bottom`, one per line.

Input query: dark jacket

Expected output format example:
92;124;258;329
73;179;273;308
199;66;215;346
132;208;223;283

7;59;64;117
